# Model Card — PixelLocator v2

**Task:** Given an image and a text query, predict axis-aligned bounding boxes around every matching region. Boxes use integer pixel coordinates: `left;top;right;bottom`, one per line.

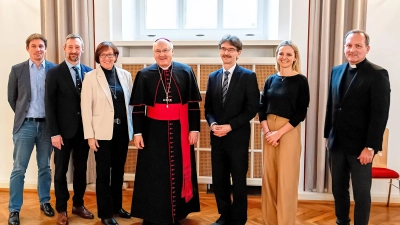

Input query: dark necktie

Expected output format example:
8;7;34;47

222;71;230;105
72;66;82;94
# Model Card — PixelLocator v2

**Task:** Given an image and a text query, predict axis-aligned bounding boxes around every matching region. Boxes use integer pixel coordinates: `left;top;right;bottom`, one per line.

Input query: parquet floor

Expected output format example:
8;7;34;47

0;188;399;225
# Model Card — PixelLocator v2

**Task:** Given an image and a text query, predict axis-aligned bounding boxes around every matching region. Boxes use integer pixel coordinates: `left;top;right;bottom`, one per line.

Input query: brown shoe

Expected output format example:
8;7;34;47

72;206;94;219
57;212;68;225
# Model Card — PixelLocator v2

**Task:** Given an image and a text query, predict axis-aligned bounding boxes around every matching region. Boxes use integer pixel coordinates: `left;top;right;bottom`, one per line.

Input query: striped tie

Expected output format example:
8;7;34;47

222;70;230;105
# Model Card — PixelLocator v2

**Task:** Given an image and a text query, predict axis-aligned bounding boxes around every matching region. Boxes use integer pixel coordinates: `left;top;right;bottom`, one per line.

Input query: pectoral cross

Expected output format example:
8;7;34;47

163;96;172;108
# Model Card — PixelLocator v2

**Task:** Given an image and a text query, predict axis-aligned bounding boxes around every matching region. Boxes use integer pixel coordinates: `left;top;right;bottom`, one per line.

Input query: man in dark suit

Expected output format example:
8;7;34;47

205;35;260;225
7;33;56;225
45;34;94;225
324;29;390;225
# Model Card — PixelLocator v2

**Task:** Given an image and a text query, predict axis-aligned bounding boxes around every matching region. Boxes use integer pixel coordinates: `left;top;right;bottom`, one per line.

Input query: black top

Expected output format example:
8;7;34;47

259;73;310;127
102;66;126;121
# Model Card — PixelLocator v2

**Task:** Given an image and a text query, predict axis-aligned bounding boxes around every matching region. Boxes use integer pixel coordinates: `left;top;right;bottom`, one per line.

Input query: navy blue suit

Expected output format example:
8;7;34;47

45;60;93;213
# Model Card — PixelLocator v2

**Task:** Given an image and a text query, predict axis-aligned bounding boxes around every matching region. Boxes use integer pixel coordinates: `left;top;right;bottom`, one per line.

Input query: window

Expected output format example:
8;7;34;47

137;0;269;40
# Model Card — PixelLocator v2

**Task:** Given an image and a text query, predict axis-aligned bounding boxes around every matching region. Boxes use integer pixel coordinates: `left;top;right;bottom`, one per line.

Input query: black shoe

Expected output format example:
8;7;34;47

101;217;119;225
211;216;231;225
114;208;131;218
8;212;20;225
40;203;55;217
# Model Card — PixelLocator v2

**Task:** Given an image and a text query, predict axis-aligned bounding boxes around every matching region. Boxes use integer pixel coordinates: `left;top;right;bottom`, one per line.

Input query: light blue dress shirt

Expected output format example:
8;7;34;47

26;60;46;118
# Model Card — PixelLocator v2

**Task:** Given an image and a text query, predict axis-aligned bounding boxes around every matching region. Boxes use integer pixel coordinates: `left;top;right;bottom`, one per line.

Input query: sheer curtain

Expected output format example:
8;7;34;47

40;0;96;185
304;0;367;193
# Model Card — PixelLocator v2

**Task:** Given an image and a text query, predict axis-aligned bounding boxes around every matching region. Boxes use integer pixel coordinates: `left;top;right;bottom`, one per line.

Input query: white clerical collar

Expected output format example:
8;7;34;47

349;64;357;68
159;63;172;70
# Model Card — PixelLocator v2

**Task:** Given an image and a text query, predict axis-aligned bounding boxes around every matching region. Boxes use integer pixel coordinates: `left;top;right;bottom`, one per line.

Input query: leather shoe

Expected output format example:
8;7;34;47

114;208;131;218
101;217;119;225
40;203;55;217
8;212;19;225
57;212;68;225
72;205;94;219
211;216;231;225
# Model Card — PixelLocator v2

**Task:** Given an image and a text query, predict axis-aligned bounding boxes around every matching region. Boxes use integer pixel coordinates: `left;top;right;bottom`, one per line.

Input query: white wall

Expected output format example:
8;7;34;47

0;0;42;187
366;0;400;199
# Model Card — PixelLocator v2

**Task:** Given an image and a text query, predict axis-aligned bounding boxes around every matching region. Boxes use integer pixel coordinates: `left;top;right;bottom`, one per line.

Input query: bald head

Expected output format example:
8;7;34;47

153;38;174;68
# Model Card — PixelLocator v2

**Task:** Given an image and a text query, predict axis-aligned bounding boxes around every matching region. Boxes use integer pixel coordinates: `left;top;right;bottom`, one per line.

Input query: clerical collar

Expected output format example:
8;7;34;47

349;58;367;69
159;63;172;70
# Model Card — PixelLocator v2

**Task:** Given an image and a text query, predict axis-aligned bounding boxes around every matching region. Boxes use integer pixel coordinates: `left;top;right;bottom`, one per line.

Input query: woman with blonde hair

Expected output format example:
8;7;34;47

258;40;310;224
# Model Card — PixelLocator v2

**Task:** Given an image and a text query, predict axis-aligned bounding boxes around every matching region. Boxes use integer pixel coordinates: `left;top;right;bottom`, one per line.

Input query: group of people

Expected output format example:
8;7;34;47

7;29;389;225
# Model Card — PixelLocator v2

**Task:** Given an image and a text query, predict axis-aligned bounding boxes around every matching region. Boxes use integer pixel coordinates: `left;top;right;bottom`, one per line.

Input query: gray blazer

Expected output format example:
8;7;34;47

8;59;57;134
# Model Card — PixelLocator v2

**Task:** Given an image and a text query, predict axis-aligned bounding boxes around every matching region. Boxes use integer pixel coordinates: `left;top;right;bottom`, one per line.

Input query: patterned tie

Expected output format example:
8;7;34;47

222;70;230;106
72;66;82;94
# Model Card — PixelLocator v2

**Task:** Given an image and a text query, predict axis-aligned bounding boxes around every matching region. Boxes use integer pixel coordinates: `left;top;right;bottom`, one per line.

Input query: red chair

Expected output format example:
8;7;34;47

371;128;399;206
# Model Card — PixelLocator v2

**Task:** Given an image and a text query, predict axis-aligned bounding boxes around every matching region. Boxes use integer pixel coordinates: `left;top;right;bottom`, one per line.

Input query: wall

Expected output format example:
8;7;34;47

0;0;42;188
366;0;400;199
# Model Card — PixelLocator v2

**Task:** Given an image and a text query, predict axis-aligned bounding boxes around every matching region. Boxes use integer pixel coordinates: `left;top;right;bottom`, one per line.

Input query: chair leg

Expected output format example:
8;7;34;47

387;179;393;207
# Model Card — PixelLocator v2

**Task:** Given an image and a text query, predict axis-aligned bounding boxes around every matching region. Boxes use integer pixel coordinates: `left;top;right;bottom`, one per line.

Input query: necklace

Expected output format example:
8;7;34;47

158;63;173;108
109;68;117;99
281;76;287;81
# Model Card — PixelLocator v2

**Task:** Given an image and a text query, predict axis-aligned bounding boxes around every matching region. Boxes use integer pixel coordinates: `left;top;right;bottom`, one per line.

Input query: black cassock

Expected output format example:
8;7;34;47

130;62;201;224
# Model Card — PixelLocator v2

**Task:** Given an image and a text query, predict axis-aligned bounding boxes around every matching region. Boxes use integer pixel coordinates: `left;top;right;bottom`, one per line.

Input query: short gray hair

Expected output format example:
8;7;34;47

344;29;370;46
64;34;84;47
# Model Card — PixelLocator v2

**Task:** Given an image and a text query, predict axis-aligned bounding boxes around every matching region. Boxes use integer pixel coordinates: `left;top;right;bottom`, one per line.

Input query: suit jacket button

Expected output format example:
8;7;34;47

338;108;341;111
77;112;80;115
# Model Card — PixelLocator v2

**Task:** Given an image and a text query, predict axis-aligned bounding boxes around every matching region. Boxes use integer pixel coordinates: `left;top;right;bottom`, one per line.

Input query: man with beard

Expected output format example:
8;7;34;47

205;35;259;225
45;34;94;225
130;38;201;224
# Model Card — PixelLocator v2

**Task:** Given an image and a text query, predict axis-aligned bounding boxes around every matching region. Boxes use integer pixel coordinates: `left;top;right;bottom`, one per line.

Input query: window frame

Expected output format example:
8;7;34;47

137;0;267;40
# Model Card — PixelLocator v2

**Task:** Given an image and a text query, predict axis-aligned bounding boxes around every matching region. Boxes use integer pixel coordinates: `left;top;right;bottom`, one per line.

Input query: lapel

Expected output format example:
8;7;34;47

340;60;368;104
334;64;346;103
223;65;240;106
215;69;223;104
61;61;80;97
96;68;114;108
22;60;31;98
116;67;130;107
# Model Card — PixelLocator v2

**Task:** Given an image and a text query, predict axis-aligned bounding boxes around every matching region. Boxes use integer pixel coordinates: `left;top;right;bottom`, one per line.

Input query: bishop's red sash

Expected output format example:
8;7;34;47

147;103;193;202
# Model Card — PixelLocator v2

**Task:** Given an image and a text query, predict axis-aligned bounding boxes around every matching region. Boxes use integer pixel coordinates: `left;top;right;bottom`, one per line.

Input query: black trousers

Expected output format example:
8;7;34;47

95;121;129;218
329;148;372;225
54;125;89;213
211;139;248;225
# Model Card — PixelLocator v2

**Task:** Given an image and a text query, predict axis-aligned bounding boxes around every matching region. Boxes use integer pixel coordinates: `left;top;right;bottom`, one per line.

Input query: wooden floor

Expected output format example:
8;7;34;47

0;188;399;225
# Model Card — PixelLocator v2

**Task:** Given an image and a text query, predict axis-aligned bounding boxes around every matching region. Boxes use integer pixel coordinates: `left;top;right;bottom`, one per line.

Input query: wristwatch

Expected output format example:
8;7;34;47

367;147;374;151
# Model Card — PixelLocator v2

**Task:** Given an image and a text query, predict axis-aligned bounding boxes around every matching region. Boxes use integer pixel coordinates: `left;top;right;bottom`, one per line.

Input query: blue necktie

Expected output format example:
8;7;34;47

222;71;230;105
72;66;82;94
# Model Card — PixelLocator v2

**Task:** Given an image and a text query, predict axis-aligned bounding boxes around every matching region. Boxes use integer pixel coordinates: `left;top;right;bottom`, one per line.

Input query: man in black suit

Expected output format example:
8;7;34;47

324;29;390;225
205;35;260;225
7;33;56;225
45;34;94;225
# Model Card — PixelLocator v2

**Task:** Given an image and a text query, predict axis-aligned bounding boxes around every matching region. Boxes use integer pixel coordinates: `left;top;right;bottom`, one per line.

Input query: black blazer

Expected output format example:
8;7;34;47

45;61;92;139
324;59;390;154
8;60;56;134
205;65;260;146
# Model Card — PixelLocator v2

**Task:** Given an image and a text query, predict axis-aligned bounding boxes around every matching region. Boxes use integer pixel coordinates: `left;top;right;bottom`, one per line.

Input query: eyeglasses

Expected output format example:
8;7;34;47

220;47;237;53
154;49;172;55
99;53;115;59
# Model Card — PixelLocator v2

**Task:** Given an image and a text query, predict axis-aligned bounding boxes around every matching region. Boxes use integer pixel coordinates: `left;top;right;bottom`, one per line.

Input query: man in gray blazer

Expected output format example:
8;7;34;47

7;33;57;225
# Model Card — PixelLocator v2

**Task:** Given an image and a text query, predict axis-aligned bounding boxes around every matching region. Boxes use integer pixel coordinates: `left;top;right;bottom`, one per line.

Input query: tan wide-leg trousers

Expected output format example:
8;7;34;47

262;114;302;225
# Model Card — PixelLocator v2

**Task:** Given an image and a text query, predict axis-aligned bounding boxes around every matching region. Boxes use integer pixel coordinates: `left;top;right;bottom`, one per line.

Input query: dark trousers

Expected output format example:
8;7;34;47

54;126;89;213
211;139;248;225
329;148;372;225
95;121;129;218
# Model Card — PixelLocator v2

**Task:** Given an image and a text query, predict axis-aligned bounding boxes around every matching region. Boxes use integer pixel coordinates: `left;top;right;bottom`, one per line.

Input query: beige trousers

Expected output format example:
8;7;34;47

262;114;302;225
